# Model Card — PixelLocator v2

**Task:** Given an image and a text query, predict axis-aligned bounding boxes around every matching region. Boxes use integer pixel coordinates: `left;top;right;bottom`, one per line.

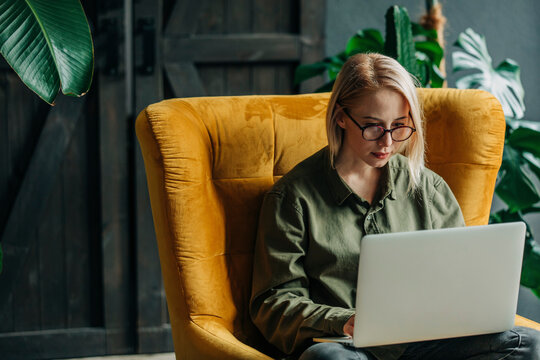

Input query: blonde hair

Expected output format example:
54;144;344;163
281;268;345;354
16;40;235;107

326;53;425;192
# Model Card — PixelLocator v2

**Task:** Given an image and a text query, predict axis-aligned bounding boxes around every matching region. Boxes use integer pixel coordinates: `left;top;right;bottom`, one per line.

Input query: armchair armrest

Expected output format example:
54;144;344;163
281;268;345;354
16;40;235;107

182;317;273;360
516;314;540;331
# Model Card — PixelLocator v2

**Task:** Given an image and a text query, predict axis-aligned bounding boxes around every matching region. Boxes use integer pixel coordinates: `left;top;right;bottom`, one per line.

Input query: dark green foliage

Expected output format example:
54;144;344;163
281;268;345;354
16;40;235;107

490;209;540;298
454;28;540;299
294;5;444;91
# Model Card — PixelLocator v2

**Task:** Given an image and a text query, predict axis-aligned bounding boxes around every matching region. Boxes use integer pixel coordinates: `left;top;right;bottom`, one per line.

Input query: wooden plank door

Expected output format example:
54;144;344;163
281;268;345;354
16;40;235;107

132;0;325;354
0;79;106;360
97;0;137;355
0;0;325;357
159;0;325;98
133;0;173;353
0;0;138;358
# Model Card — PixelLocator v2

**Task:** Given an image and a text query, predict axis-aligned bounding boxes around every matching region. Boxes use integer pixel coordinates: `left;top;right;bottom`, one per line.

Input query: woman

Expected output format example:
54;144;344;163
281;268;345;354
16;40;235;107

249;53;540;360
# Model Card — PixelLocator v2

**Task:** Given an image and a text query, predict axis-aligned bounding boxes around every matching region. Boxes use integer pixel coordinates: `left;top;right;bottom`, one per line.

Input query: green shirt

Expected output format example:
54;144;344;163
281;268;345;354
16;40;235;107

250;147;465;359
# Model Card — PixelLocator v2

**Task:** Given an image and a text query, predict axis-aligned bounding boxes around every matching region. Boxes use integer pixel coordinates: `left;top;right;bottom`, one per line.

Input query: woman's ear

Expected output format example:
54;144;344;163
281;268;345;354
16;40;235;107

336;115;346;129
335;104;346;129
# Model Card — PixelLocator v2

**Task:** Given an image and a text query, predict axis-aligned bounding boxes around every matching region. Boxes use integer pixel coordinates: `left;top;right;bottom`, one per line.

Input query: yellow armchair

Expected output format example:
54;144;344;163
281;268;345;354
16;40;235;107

135;89;540;359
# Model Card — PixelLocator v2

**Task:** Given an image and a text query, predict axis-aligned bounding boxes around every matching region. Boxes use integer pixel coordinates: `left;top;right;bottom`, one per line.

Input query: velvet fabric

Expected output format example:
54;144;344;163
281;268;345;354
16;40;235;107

135;89;540;360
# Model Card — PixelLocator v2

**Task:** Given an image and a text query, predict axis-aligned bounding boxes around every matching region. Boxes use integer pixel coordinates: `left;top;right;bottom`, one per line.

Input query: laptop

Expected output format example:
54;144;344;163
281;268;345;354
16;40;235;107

314;222;526;348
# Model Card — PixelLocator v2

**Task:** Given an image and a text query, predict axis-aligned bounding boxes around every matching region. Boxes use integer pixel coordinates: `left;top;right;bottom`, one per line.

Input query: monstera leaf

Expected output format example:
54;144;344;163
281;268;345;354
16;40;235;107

0;0;94;104
495;126;540;213
452;28;525;119
496;145;540;212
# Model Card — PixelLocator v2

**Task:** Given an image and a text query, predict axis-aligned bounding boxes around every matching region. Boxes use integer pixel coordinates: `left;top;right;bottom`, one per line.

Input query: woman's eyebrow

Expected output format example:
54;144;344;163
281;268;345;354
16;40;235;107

361;115;410;121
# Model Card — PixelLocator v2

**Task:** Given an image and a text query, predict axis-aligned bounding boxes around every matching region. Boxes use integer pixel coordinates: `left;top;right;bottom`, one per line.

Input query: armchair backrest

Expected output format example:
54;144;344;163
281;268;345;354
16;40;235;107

135;89;505;359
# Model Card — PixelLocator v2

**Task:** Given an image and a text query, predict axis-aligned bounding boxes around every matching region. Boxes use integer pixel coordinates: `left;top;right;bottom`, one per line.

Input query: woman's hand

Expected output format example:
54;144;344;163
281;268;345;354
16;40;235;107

343;315;355;337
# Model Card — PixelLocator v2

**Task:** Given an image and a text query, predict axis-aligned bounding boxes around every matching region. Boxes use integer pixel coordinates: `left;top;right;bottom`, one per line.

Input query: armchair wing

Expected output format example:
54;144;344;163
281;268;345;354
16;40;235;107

135;89;540;360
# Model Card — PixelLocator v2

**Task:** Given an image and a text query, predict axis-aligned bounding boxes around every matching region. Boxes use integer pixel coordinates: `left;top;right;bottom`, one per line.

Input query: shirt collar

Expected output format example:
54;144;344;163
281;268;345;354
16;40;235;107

324;147;397;205
380;159;397;201
323;148;353;205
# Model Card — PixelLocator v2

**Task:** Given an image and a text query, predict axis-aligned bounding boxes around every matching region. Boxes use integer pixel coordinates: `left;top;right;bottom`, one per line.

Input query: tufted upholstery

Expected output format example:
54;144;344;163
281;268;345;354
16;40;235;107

135;89;540;360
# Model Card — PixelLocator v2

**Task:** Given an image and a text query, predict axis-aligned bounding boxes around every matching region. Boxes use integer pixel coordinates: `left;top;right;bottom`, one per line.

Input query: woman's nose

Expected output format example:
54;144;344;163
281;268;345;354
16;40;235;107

378;131;393;147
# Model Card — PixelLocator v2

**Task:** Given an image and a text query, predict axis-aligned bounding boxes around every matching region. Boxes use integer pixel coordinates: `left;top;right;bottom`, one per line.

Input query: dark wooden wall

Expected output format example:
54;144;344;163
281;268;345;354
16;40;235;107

0;73;99;333
0;0;324;358
0;60;104;357
192;0;298;96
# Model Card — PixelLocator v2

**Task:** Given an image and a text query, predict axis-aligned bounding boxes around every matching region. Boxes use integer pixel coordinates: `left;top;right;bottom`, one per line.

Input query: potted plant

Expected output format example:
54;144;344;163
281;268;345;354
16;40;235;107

294;5;445;91
453;28;540;298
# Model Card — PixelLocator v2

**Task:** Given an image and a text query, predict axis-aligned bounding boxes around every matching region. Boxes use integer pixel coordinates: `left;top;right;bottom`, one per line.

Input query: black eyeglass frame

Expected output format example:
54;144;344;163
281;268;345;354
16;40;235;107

340;107;416;142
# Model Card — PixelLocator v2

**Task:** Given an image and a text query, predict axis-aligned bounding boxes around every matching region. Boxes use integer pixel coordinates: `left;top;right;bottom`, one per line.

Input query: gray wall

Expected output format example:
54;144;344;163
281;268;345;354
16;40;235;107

325;0;540;320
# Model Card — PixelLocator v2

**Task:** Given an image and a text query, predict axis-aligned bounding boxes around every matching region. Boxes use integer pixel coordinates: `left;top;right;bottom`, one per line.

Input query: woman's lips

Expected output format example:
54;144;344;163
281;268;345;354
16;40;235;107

372;152;390;159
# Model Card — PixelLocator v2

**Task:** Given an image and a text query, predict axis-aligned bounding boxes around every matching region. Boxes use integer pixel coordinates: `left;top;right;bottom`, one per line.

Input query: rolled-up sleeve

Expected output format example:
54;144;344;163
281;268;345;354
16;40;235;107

249;190;354;355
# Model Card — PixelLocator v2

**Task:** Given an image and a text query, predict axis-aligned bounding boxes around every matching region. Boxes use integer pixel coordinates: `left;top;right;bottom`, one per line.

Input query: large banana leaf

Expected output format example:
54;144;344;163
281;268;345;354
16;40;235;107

0;0;94;104
452;28;525;119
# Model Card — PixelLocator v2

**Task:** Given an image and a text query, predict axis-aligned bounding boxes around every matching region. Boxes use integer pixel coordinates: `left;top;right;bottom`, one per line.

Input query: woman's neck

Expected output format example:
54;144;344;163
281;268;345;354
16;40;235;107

335;154;382;204
334;148;380;178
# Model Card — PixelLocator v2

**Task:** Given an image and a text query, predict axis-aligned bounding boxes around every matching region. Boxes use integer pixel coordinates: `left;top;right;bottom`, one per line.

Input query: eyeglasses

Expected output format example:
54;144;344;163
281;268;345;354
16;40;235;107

341;107;416;142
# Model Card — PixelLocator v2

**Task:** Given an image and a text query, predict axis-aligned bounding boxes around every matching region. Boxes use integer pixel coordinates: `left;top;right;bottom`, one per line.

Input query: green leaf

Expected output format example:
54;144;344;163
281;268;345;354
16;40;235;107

489;210;540;297
507;127;540;158
452;28;525;119
521;206;540;215
489;208;525;224
294;62;329;85
0;0;94;104
411;22;438;39
345;29;384;56
429;62;444;88
327;54;346;81
507;118;540;132
494;60;525;118
415;52;429;86
496;146;540;211
360;29;384;47
415;41;443;66
523;153;540;182
415;50;444;88
384;6;420;79
523;244;540;297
